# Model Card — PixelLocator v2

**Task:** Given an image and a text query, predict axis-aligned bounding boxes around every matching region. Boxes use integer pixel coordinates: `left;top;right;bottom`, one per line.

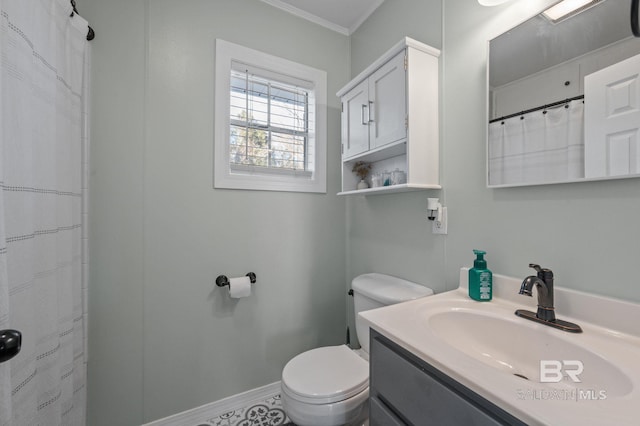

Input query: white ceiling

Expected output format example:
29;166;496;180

260;0;385;35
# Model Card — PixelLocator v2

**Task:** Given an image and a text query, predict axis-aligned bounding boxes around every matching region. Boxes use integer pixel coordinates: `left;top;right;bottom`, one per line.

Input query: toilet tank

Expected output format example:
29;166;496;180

352;273;433;355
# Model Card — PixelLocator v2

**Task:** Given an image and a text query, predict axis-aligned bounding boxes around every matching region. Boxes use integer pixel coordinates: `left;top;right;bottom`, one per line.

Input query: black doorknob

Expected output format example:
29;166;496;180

0;329;22;363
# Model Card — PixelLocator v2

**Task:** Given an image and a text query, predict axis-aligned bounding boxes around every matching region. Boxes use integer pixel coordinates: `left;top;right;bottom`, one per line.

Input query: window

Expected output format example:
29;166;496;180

229;65;312;174
215;40;327;193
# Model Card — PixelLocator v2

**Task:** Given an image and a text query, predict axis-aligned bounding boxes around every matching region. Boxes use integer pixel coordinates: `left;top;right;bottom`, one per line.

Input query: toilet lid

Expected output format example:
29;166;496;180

282;345;369;404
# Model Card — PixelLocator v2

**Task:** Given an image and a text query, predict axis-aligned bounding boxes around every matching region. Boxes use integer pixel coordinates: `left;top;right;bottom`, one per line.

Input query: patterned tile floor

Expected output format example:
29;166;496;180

194;394;295;426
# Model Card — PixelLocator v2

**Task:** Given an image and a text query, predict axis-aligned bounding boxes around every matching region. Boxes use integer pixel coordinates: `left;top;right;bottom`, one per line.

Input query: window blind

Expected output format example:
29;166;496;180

229;62;315;176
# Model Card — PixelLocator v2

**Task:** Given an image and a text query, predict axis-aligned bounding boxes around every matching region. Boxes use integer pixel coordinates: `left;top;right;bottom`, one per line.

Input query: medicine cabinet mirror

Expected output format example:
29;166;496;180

487;0;640;187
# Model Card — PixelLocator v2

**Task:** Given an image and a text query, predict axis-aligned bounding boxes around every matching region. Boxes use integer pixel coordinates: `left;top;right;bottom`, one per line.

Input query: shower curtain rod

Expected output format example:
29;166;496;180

489;94;584;124
70;0;95;41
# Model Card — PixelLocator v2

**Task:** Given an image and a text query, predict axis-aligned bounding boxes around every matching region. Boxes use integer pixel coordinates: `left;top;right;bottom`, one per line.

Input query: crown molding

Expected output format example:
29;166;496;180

261;0;350;35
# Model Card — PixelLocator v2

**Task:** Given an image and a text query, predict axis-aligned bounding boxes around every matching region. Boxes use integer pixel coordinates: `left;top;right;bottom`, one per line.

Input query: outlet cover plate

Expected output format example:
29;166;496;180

432;207;447;234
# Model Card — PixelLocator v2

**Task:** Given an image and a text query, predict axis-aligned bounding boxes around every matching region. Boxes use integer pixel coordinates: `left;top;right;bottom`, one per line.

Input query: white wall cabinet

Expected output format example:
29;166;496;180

342;51;406;159
342;78;370;159
337;38;441;195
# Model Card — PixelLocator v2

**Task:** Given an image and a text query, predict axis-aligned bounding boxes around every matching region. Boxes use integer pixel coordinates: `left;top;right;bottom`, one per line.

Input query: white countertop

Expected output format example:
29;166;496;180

359;268;640;425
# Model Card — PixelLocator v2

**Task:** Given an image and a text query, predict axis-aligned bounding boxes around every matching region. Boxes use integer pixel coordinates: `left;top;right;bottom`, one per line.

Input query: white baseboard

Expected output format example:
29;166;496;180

142;381;282;426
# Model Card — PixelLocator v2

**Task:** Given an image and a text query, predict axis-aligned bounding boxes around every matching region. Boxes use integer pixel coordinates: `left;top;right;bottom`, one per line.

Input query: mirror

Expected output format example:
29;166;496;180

487;0;640;187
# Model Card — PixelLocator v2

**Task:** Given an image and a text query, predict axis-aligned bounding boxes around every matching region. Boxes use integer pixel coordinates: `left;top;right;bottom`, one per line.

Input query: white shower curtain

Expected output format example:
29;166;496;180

488;100;584;186
0;0;90;425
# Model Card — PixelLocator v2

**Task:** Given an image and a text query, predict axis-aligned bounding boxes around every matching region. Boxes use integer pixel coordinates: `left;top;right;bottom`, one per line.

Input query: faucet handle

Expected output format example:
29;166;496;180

529;263;543;273
529;263;554;282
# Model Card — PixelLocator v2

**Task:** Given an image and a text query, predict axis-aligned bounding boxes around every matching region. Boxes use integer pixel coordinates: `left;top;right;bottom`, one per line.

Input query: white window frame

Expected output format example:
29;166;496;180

214;39;327;193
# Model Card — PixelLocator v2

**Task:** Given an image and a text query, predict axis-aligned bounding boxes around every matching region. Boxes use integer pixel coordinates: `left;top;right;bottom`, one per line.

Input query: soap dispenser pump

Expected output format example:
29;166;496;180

469;249;492;301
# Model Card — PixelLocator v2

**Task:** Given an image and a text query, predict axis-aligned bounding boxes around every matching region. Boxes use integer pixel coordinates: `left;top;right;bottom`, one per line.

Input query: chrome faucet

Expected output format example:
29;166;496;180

515;264;582;333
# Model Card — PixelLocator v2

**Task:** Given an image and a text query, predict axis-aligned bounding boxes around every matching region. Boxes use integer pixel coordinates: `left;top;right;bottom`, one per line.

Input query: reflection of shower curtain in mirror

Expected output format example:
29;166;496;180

488;100;584;186
0;0;90;424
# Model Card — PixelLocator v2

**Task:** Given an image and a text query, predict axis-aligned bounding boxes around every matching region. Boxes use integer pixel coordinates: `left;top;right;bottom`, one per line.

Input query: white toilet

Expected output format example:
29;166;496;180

281;273;434;426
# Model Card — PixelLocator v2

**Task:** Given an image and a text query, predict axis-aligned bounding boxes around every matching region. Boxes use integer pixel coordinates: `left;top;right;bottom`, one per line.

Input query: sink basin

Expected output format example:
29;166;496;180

427;309;633;397
360;270;640;425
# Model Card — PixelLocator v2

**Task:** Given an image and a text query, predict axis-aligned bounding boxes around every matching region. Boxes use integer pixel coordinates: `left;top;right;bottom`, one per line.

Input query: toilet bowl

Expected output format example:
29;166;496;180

281;273;433;426
281;345;369;426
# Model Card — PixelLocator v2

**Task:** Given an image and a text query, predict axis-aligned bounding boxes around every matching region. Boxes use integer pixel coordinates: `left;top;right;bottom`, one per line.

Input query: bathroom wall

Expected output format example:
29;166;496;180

349;0;443;77
81;0;640;423
348;0;640;321
345;0;447;333
81;0;349;424
445;0;640;303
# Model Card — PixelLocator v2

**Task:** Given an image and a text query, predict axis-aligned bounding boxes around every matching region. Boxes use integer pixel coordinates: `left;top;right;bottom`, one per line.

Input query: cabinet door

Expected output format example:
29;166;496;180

369;51;407;150
370;331;526;426
585;53;640;178
342;79;370;159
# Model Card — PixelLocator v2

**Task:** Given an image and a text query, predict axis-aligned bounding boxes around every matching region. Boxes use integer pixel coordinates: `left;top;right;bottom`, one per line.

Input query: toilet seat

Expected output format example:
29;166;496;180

281;345;369;404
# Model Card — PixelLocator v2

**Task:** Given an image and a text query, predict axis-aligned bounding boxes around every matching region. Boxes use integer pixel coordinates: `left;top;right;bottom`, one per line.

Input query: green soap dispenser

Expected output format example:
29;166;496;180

469;249;492;301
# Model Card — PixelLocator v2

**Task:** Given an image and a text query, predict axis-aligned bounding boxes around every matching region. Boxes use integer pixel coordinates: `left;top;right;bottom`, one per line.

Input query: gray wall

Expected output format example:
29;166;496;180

445;0;640;302
350;0;442;76
346;0;446;347
82;0;640;424
82;0;349;424
443;0;640;302
82;0;146;423
348;0;640;324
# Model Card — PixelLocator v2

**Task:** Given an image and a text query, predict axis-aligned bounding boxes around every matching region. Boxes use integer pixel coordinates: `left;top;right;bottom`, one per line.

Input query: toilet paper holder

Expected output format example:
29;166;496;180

216;272;257;287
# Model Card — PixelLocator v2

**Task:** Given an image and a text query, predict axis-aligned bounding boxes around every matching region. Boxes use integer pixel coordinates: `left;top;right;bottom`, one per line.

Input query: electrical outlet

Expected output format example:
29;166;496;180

432;207;448;235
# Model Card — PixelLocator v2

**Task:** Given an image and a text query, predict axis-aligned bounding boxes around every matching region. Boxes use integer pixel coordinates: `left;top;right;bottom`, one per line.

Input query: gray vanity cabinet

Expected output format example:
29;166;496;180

369;330;526;426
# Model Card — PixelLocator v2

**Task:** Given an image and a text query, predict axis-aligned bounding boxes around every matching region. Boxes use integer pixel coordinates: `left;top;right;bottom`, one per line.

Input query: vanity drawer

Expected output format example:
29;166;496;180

370;330;525;426
370;396;405;426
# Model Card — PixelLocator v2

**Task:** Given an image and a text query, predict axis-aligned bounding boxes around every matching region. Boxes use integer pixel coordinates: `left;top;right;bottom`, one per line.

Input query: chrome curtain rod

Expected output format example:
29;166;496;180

70;0;95;41
489;94;584;124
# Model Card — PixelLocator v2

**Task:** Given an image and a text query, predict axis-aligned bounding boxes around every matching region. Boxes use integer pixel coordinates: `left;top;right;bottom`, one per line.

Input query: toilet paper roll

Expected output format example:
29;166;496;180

229;276;252;298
